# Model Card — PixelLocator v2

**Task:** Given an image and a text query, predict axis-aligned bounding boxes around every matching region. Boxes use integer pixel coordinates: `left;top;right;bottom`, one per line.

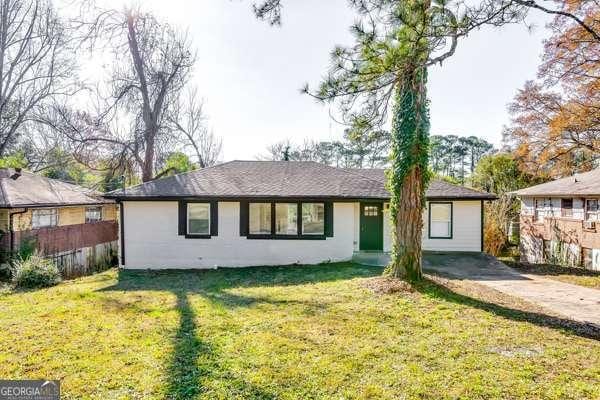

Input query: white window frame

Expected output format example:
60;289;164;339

85;206;103;223
585;199;599;221
428;202;452;239
187;203;211;235
534;198;545;222
31;208;58;229
561;198;573;218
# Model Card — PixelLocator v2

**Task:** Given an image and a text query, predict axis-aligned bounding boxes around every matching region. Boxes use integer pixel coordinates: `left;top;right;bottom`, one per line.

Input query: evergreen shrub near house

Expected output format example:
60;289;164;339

17;236;37;261
0;262;11;281
12;254;61;288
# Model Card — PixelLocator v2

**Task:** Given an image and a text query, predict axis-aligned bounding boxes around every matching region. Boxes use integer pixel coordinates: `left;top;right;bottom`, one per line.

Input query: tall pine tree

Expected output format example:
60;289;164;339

254;0;594;280
261;0;457;280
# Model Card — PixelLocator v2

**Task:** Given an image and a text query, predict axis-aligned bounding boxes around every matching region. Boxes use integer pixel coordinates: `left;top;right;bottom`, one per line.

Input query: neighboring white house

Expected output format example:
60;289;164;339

105;161;496;269
511;168;600;270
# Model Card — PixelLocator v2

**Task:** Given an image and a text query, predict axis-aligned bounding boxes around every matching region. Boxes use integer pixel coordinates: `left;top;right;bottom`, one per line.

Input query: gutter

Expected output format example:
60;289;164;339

103;194;498;202
0;201;115;209
8;208;28;254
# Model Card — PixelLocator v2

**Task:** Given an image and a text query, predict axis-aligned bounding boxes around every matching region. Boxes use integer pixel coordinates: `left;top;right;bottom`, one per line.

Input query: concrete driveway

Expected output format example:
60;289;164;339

423;253;600;327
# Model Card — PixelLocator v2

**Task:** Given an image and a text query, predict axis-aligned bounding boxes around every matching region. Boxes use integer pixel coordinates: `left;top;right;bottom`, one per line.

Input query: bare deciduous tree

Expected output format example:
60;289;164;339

70;4;196;181
0;0;76;155
169;87;222;168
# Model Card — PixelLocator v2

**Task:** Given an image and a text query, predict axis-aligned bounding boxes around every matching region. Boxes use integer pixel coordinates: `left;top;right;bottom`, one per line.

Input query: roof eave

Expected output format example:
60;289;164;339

104;194;497;201
0;199;115;208
510;192;600;197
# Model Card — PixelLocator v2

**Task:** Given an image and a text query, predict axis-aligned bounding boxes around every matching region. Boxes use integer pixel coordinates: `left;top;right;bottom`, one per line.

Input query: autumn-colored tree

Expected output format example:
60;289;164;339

505;1;600;177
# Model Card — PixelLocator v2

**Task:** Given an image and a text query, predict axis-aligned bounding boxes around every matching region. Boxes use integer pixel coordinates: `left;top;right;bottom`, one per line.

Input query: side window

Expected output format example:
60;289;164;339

534;198;544;222
585;199;598;221
429;203;452;239
187;203;210;235
32;209;58;229
561;198;573;218
85;206;102;223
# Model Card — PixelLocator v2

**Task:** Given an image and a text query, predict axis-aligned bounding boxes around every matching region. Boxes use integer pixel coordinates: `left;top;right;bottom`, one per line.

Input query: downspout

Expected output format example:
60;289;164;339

118;200;125;267
8;208;28;255
480;200;484;252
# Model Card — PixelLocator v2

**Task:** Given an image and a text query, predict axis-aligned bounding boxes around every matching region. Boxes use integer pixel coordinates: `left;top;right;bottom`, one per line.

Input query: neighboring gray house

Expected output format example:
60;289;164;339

512;168;600;270
106;161;495;269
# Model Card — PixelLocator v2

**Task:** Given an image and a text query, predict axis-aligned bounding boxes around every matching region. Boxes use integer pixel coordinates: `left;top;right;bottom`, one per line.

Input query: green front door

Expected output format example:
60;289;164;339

359;202;383;251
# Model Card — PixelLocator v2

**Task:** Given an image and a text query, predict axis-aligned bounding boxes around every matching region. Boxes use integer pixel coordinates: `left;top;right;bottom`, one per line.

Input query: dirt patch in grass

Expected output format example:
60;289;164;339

361;276;415;295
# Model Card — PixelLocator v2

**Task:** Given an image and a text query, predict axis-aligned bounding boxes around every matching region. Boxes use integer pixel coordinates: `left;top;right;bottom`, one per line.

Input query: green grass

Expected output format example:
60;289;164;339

500;258;600;289
0;263;599;399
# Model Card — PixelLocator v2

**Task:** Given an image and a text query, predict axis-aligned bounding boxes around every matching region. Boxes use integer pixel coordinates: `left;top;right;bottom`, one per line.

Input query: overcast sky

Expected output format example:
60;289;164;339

95;0;553;161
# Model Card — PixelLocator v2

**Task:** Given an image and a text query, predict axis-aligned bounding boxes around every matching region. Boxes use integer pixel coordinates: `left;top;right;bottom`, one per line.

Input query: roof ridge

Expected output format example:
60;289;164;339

511;167;600;196
32;172;93;192
434;179;494;195
110;160;237;194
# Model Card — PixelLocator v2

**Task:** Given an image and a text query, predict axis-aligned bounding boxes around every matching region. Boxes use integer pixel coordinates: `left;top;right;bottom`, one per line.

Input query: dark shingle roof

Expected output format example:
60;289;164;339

511;168;600;197
344;168;497;200
0;169;112;208
107;161;496;200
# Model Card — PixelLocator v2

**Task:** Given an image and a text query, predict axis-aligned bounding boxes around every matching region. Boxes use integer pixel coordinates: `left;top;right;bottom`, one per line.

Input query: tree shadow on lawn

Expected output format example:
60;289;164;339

98;262;380;399
164;291;277;400
96;261;599;400
414;278;600;340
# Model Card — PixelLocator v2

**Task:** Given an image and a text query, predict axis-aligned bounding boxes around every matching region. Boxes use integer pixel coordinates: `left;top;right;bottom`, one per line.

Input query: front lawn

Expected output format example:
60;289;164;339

0;263;599;399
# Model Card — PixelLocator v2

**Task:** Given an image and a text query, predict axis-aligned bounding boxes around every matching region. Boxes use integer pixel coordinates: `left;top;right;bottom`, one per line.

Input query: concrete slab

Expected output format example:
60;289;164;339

423;253;600;326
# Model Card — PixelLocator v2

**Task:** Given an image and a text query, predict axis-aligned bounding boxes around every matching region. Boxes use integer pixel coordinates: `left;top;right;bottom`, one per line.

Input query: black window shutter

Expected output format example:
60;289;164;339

210;201;219;236
325;201;334;237
178;201;187;235
239;201;248;236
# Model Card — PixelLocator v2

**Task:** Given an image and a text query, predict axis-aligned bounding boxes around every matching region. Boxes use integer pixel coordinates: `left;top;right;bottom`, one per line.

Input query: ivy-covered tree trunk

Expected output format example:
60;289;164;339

387;66;430;281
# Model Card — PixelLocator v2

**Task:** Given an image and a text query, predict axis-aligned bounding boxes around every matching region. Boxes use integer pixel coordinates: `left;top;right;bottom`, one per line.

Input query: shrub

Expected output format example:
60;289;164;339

0;262;11;281
17;236;37;260
12;254;61;288
484;218;507;256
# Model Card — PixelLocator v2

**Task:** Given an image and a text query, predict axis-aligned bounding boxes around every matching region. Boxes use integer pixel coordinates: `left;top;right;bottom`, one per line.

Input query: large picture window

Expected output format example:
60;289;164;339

428;202;452;239
32;208;58;229
275;203;298;235
249;203;272;234
302;203;325;235
244;201;330;239
187;203;210;235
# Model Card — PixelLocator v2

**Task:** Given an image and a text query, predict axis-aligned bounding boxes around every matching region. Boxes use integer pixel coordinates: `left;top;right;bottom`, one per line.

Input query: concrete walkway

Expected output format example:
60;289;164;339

423;253;600;327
